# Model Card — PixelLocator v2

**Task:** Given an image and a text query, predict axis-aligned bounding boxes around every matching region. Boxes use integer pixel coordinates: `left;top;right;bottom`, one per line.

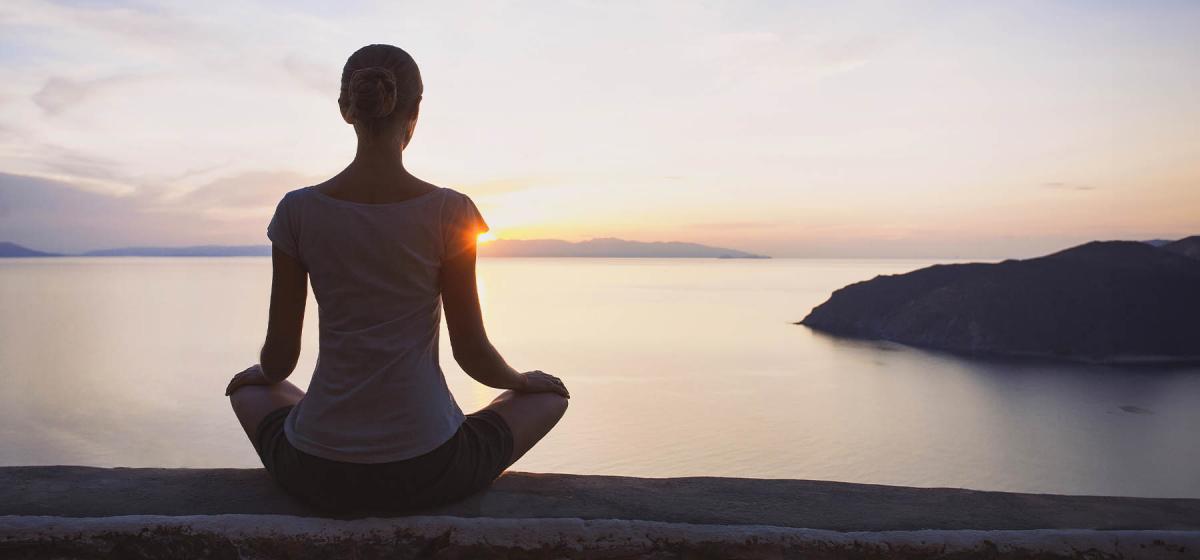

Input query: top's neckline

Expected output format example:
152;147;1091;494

305;185;443;207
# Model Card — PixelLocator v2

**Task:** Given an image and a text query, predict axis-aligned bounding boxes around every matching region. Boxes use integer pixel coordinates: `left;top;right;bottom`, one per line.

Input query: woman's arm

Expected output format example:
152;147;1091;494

259;245;307;383
441;243;527;390
442;243;569;398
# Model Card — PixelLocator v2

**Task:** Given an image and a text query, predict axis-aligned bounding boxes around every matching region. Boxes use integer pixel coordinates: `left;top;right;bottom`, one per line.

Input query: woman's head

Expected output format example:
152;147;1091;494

338;44;423;142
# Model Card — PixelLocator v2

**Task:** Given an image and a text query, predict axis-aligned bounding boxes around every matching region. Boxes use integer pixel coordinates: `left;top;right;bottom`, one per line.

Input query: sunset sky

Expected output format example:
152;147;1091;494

1;0;1197;257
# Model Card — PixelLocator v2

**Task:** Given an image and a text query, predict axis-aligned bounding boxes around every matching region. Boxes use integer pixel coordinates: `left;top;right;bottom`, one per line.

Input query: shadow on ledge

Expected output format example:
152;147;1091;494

3;466;1199;531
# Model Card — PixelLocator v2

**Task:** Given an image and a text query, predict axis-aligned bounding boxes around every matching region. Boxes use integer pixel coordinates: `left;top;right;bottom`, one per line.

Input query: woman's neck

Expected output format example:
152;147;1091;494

351;135;408;177
319;136;434;203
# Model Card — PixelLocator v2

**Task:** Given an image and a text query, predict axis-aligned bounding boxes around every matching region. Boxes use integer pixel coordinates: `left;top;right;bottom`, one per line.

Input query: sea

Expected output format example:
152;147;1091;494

1;257;1197;498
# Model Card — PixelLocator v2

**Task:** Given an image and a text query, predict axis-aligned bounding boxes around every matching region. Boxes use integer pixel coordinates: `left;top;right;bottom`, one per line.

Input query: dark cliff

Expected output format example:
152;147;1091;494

800;239;1200;362
1164;235;1200;260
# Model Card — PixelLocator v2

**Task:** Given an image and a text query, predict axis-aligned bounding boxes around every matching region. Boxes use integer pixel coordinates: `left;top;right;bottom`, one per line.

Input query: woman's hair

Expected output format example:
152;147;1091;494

338;44;423;131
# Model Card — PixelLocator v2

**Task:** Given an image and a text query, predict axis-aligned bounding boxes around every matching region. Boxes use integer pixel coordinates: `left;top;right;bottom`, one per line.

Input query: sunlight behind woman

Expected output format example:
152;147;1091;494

477;231;497;244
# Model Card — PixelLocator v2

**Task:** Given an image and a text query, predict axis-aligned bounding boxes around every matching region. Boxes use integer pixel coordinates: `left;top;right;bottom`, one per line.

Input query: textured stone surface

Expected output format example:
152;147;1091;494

3;466;1200;531
2;515;1199;559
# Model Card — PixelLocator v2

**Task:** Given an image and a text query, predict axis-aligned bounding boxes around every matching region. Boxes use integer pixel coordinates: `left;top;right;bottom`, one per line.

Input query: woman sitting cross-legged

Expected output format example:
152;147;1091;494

226;44;569;513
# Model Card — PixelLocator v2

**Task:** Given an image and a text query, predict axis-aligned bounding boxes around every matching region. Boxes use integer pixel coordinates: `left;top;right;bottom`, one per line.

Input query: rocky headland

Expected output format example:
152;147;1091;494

800;237;1200;363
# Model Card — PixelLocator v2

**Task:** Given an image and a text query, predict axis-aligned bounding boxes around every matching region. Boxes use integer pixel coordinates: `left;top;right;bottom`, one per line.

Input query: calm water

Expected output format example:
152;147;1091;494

1;257;1198;498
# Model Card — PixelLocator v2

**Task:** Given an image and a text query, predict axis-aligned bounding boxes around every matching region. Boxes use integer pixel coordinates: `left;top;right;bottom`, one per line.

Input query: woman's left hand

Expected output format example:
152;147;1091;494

225;364;273;396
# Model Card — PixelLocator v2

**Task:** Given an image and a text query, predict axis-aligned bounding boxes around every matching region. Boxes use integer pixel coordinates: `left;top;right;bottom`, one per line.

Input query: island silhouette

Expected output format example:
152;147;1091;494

800;236;1200;363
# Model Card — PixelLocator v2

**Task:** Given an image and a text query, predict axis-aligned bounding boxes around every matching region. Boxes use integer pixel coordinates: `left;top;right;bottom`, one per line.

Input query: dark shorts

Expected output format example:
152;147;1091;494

253;406;514;514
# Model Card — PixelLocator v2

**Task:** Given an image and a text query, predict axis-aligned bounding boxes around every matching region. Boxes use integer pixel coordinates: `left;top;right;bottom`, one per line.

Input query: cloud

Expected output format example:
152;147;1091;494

0;139;136;196
0;0;205;48
0;170;311;252
34;143;122;180
455;177;548;197
687;220;791;231
33;74;141;115
0;172;168;252
0;108;222;197
1041;181;1097;191
282;53;337;97
153;169;320;221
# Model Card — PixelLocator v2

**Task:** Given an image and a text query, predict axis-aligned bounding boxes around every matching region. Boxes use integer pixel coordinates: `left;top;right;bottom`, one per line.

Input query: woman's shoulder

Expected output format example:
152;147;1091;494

436;185;471;202
297;180;459;208
433;186;483;215
268;187;309;217
277;185;316;205
440;186;486;211
274;181;477;215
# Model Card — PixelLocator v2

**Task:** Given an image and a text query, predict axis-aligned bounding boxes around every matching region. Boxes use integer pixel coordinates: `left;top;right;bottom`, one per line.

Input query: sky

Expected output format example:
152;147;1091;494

0;0;1197;258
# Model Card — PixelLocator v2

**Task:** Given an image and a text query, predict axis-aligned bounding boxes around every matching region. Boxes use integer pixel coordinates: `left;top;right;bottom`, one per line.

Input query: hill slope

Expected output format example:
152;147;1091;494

80;245;270;257
478;238;768;258
800;239;1200;362
1164;235;1200;260
0;242;59;257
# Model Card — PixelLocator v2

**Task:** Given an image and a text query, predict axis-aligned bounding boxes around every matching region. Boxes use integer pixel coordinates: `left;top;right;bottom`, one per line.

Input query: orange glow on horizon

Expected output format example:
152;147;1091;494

477;231;497;244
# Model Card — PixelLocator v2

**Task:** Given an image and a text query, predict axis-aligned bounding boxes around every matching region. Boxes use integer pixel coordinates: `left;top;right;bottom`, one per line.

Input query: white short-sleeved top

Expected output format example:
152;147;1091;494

266;185;488;463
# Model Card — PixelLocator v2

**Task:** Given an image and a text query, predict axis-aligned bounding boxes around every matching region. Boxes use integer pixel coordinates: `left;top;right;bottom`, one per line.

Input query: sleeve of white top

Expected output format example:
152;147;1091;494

442;190;489;260
266;192;301;260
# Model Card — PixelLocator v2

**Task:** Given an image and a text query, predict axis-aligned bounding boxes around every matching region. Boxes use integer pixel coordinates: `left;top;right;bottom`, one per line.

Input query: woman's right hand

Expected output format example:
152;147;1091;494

518;370;570;398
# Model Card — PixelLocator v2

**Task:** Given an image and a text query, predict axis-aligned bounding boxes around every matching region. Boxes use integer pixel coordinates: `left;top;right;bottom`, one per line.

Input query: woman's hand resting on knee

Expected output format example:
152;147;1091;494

517;370;570;398
225;364;274;396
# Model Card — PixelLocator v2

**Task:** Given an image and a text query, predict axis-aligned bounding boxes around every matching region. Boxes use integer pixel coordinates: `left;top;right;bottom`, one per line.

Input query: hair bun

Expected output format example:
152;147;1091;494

346;66;398;121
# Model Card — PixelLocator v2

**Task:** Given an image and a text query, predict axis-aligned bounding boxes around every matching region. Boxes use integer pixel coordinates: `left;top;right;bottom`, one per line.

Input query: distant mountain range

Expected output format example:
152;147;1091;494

477;238;767;258
0;241;58;257
800;235;1200;363
0;243;270;257
0;238;767;259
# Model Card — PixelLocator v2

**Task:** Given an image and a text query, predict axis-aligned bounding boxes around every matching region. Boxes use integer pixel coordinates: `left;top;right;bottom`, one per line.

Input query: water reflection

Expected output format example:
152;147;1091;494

1;257;1197;498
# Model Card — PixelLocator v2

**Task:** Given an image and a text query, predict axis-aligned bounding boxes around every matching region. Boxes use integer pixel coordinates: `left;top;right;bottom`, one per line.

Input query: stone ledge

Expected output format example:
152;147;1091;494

3;466;1199;531
3;515;1198;560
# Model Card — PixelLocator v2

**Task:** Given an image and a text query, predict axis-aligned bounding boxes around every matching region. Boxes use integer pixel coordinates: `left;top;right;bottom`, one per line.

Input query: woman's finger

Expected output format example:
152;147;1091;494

225;371;248;396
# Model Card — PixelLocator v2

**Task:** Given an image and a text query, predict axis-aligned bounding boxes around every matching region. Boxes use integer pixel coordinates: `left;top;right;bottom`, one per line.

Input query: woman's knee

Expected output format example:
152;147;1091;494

228;382;303;440
521;391;569;419
228;383;302;421
544;392;568;419
525;393;568;434
230;380;303;405
490;389;566;409
486;391;568;431
228;383;265;409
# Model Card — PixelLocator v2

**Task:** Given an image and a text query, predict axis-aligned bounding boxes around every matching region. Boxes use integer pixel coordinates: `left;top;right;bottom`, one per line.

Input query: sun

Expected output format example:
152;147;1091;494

476;231;497;244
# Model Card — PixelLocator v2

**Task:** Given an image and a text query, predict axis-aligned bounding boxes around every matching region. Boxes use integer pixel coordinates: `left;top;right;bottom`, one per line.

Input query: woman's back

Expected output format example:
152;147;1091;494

267;184;487;463
227;43;568;514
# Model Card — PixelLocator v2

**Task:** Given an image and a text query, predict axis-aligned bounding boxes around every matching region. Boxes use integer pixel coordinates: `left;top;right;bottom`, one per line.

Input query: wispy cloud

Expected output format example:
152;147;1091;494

0;170;312;252
282;53;337;96
688;220;792;231
151;170;320;221
0;0;206;48
33;74;144;115
1041;181;1097;192
456;177;551;197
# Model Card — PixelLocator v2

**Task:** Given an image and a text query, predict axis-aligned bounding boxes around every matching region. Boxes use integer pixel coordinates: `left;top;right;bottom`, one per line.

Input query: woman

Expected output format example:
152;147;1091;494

225;44;570;513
